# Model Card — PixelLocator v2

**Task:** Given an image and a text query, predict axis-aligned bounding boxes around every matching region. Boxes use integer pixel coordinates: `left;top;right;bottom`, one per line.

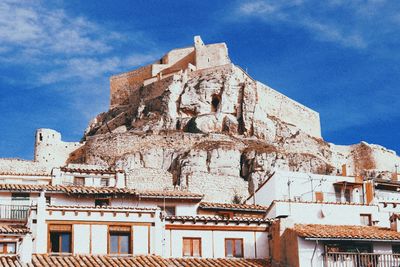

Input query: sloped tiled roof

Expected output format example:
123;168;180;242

0;224;30;234
199;202;268;212
137;190;203;200
60;167;123;175
0;254;270;267
0;184;136;195
293;224;400;241
0;184;202;199
166;215;272;224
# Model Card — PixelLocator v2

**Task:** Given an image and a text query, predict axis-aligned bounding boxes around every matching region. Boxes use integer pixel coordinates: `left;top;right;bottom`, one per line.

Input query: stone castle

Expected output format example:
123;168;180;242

1;36;399;202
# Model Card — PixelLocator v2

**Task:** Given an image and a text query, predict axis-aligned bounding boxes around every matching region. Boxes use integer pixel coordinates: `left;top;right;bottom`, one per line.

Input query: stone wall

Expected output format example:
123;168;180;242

34;129;83;168
256;82;321;138
0;158;49;175
195;42;230;70
109;65;153;109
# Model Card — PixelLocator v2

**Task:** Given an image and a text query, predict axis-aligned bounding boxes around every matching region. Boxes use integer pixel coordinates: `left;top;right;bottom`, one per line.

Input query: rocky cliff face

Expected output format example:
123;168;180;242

73;43;399;203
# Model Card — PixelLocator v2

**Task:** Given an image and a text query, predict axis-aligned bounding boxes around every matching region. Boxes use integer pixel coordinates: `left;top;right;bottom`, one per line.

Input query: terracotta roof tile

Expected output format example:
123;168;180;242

199;202;268;212
137;190;203;199
46;205;157;212
274;200;374;206
1;254;270;267
60;167;123;175
0;224;30;234
0;184;202;199
165;215;272;224
292;224;400;241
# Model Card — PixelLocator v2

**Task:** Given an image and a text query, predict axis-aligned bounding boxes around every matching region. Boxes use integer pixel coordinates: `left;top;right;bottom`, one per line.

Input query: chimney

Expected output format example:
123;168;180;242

390;214;400;232
392;172;398;182
341;164;347;177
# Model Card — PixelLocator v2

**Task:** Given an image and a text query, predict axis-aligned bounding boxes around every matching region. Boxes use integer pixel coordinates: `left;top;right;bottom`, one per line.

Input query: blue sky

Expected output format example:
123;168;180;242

0;0;399;159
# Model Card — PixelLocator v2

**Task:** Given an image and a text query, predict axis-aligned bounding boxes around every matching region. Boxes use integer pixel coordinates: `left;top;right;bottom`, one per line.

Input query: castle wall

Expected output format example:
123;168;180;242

0;159;49;175
34;129;82;168
162;47;194;65
256;82;322;138
109;65;153;109
195;43;230;70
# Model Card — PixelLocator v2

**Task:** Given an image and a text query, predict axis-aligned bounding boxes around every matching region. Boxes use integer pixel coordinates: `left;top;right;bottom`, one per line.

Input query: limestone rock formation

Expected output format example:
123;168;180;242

71;36;400;202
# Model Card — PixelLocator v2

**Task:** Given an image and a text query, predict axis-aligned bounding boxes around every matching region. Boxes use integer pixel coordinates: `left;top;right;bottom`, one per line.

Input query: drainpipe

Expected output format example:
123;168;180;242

311;240;319;267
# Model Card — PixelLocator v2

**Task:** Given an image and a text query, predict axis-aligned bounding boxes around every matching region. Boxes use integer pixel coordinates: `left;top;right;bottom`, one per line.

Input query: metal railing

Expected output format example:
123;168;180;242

0;204;30;221
324;252;400;267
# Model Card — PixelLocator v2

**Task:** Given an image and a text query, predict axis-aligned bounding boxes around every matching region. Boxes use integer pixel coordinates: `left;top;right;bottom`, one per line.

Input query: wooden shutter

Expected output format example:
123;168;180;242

315;192;324;202
109;225;131;232
365;181;374;204
48;224;72;232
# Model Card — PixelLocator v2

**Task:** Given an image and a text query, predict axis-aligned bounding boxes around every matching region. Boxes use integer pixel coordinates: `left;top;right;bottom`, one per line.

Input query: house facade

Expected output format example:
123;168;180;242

248;169;400;267
0;165;271;266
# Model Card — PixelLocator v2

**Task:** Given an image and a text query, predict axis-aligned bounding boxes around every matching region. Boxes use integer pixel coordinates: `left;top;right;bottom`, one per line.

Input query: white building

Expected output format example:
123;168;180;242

247;170;400;267
0;166;271;266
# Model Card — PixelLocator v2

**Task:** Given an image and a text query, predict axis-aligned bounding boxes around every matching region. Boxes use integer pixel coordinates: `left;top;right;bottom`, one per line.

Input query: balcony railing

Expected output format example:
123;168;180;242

324;252;400;267
0;204;30;221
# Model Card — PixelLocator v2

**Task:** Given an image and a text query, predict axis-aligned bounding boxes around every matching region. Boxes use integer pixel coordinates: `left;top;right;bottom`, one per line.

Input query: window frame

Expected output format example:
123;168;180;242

392;244;400;254
108;226;132;255
11;193;30;202
158;206;176;216
360;214;372;226
100;178;110;187
48;225;73;254
95;198;110;207
225;238;244;258
73;176;85;186
0;242;16;254
182;237;202;257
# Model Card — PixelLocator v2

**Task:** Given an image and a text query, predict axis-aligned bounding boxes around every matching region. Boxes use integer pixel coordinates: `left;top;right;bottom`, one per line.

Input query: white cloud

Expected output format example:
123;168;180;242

0;0;160;136
237;0;399;50
0;0;158;87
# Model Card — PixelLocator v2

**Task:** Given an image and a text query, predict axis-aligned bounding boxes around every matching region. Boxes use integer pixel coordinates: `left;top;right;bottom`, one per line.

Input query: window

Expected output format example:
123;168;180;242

360;214;372;226
225;238;243;258
74;177;85;186
109;226;131;254
326;242;372;253
344;189;351;203
11;193;29;202
158;206;176;216
95;198;110;207
0;243;16;254
392;244;400;254
182;238;201;257
101;178;110;187
46;196;51;205
334;187;342;202
49;225;72;253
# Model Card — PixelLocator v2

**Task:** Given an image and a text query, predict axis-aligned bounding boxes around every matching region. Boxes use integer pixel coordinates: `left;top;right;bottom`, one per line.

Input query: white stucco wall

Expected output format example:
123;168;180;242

91;225;108;254
269;202;379;226
251;170;361;207
133;225;149;255
73;224;90;254
165;229;268;259
298;238;325;267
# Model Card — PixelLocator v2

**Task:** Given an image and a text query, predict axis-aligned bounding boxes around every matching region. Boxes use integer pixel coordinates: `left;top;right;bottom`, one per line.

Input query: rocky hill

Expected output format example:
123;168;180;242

59;36;398;202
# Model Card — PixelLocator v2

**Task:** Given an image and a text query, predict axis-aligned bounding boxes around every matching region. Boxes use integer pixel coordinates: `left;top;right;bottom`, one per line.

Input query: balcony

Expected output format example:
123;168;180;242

0;204;30;221
324;252;400;267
